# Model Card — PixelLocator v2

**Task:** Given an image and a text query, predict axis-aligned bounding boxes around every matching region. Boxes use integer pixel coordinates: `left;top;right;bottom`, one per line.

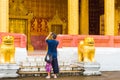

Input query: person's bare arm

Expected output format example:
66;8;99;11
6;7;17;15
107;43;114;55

45;32;52;40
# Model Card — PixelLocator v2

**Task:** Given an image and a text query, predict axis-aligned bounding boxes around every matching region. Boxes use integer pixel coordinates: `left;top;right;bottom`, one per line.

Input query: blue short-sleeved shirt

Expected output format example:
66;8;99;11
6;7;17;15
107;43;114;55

46;39;59;58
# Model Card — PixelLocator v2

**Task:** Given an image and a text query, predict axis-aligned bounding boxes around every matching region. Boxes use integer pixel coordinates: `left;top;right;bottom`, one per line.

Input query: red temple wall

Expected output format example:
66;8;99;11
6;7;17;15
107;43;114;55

0;32;26;48
56;35;120;48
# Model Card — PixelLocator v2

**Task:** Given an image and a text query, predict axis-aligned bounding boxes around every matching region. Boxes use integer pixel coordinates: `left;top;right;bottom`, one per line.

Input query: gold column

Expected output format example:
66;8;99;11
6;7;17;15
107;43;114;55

80;0;89;35
115;9;119;35
0;0;9;32
104;0;115;35
68;0;79;34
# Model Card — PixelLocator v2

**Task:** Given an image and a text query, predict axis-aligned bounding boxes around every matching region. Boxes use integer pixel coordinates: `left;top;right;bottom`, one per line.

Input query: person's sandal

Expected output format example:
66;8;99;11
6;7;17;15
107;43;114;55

46;76;51;79
54;75;57;78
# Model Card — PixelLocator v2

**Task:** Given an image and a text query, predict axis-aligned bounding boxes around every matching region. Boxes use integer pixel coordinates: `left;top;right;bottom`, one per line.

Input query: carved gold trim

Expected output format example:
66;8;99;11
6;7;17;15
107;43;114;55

48;11;66;34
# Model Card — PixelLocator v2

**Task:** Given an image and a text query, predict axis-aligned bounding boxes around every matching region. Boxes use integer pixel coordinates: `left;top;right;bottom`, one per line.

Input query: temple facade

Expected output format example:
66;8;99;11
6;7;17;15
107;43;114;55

0;0;120;50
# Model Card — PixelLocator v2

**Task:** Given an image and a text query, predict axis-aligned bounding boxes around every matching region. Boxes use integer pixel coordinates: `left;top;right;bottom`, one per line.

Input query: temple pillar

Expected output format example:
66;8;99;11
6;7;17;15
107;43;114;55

115;9;119;35
104;0;115;35
80;0;89;35
0;0;9;32
68;0;79;34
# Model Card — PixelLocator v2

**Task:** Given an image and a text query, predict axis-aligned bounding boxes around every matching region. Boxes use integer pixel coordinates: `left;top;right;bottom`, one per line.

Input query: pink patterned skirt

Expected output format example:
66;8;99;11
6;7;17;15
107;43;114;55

45;62;52;72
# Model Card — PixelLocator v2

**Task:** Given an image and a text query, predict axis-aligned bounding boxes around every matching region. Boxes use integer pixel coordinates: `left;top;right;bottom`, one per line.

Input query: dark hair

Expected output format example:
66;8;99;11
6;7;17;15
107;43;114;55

51;32;57;39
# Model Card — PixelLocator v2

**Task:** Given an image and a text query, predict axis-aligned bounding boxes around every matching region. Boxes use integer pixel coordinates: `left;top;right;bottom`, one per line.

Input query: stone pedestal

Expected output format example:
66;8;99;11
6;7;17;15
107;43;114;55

83;62;101;76
0;64;19;78
74;62;101;76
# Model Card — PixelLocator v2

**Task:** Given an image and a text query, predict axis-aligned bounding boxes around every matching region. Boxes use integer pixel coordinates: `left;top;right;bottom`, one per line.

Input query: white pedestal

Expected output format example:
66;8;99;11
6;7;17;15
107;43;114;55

83;62;101;76
0;64;19;78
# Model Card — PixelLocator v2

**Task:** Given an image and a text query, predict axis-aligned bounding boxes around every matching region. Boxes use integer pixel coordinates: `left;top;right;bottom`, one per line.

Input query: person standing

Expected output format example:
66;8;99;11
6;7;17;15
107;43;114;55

45;32;59;79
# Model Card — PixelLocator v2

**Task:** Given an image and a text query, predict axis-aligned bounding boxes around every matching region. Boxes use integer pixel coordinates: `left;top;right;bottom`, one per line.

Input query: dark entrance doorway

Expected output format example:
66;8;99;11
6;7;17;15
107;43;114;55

89;0;104;35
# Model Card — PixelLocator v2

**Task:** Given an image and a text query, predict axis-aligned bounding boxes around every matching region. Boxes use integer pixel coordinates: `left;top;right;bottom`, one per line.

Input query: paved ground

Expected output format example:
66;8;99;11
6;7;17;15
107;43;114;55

1;71;120;80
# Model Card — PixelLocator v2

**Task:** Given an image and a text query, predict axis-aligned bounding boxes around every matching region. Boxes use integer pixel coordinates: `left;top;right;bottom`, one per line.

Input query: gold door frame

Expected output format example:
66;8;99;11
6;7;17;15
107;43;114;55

9;15;34;51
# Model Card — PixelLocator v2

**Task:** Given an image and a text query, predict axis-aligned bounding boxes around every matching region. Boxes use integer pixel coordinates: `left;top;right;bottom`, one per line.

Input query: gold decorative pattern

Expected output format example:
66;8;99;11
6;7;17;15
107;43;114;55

9;0;34;51
9;0;28;16
48;11;67;34
31;18;49;36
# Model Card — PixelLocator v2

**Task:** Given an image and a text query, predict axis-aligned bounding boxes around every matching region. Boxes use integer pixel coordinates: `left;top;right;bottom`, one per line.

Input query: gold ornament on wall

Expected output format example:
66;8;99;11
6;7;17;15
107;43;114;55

48;11;67;34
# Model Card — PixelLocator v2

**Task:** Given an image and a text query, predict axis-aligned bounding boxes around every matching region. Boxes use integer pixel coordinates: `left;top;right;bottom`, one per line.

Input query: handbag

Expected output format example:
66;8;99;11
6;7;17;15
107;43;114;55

45;53;53;63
